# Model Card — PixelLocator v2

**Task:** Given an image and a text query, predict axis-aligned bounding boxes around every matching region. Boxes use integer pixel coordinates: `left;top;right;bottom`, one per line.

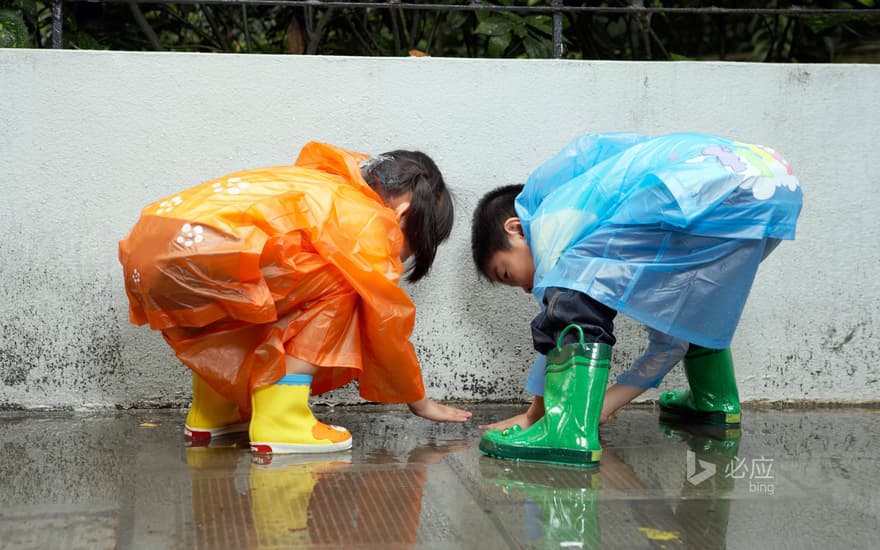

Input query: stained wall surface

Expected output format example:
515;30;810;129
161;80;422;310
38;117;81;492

1;49;877;409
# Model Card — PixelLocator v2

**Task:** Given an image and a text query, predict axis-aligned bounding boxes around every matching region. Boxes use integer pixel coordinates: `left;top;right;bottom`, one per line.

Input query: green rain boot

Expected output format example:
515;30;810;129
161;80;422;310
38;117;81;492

480;458;602;548
658;346;741;426
659;421;741;550
480;324;611;468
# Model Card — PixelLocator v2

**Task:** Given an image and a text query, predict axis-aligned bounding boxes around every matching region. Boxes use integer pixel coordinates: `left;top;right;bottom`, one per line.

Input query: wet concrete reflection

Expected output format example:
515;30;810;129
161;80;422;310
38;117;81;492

1;406;878;549
184;436;472;548
474;425;741;549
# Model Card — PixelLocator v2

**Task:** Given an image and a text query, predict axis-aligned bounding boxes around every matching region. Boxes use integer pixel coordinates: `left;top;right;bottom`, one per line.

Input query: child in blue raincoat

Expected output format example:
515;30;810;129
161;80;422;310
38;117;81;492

471;132;803;467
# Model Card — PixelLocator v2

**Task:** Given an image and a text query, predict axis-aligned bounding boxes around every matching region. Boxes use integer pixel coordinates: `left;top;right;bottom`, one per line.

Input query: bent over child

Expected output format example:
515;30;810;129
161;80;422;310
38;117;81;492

119;141;471;455
471;132;802;467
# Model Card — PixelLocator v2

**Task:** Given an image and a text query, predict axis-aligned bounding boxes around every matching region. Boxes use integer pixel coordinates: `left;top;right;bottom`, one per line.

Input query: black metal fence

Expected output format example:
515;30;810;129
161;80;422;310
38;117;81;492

50;0;880;58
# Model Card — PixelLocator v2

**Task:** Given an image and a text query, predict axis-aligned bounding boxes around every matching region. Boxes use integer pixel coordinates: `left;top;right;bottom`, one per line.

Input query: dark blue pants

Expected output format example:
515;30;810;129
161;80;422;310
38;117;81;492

531;287;617;354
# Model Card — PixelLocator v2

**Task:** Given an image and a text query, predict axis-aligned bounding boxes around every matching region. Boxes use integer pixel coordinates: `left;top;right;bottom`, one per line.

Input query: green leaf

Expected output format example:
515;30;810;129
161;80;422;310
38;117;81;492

607;19;626;40
445;11;468;30
522;34;552;58
488;34;511;57
525;15;553;36
3;0;36;23
475;15;514;37
804;14;853;34
0;9;29;48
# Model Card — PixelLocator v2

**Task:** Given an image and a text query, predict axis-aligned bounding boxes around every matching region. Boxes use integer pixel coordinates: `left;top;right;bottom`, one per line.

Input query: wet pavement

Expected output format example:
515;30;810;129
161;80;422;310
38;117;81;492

0;404;877;549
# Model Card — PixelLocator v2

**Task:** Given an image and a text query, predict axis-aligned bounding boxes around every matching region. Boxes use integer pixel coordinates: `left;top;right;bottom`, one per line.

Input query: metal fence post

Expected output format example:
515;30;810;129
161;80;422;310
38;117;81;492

52;0;63;48
551;0;563;58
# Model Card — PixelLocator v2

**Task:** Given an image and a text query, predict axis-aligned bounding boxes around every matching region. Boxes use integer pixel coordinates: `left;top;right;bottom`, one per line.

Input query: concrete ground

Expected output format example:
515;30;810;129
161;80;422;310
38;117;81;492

0;404;877;550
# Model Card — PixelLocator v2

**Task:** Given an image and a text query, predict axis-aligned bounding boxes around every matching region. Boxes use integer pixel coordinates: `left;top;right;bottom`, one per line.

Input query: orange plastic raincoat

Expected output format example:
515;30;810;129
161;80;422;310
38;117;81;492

119;142;425;415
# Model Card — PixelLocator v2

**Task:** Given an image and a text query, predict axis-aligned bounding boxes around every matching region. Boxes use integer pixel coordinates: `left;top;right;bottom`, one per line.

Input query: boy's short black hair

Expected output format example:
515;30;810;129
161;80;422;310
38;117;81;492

471;184;524;280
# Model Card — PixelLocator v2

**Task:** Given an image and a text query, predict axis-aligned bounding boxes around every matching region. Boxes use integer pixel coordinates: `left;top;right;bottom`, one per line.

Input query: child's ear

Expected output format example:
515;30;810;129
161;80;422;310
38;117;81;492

394;201;411;221
502;217;524;237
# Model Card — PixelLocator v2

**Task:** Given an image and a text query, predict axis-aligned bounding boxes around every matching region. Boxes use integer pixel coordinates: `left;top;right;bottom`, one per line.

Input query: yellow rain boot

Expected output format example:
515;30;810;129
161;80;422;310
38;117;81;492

249;374;352;454
184;373;249;442
249;454;351;547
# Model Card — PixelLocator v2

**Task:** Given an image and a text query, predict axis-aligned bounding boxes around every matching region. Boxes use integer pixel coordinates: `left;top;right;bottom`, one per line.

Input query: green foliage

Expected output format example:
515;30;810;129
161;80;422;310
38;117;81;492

16;0;880;62
473;0;553;58
0;3;30;48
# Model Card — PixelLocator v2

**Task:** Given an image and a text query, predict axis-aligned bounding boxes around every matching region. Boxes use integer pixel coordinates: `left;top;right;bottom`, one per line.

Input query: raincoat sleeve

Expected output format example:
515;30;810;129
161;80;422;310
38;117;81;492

323;238;426;403
615;328;689;389
294;142;426;403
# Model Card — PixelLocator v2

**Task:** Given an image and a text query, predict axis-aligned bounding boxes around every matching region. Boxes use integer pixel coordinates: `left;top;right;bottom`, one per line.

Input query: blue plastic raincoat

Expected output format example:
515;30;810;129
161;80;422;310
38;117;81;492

519;132;802;351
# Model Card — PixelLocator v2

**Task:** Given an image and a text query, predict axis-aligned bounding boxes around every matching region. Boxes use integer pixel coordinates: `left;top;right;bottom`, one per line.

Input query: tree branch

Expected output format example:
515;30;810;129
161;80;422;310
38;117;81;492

127;1;163;51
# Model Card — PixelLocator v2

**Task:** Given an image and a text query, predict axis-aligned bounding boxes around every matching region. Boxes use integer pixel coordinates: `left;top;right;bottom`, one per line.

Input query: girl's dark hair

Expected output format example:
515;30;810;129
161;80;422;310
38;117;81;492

361;150;454;283
471;184;524;280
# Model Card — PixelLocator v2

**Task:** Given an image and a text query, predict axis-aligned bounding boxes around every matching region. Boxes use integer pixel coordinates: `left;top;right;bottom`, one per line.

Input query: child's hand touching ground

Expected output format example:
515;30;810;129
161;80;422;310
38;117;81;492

408;397;472;423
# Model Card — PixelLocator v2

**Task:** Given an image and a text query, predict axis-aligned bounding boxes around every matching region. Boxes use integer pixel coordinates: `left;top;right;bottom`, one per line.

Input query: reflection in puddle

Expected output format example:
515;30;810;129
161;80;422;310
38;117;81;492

481;457;603;548
478;423;742;549
185;437;470;548
3;407;878;548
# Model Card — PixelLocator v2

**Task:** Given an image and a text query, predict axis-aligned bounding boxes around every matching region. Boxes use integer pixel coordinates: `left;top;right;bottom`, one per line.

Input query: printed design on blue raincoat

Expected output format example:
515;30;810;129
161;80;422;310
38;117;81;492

516;132;803;349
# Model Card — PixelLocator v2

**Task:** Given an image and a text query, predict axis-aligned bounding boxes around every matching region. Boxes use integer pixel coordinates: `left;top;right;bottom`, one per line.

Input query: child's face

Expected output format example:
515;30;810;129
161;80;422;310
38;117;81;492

485;217;535;294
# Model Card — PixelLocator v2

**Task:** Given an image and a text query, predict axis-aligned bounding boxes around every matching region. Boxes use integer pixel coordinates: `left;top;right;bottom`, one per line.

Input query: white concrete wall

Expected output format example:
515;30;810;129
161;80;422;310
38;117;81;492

1;49;878;410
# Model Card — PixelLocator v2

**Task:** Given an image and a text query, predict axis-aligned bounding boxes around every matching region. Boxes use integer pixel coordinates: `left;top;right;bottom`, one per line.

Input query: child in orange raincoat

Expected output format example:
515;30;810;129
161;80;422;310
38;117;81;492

119;141;471;454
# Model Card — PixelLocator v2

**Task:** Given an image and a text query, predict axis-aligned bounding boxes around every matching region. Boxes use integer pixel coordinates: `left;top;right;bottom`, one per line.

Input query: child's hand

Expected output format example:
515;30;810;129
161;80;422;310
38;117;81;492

408;397;472;423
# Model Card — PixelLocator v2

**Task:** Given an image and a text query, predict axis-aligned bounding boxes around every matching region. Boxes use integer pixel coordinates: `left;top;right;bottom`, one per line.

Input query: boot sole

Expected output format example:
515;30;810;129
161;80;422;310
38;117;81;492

250;439;353;454
185;422;250;440
658;406;741;427
479;439;600;468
